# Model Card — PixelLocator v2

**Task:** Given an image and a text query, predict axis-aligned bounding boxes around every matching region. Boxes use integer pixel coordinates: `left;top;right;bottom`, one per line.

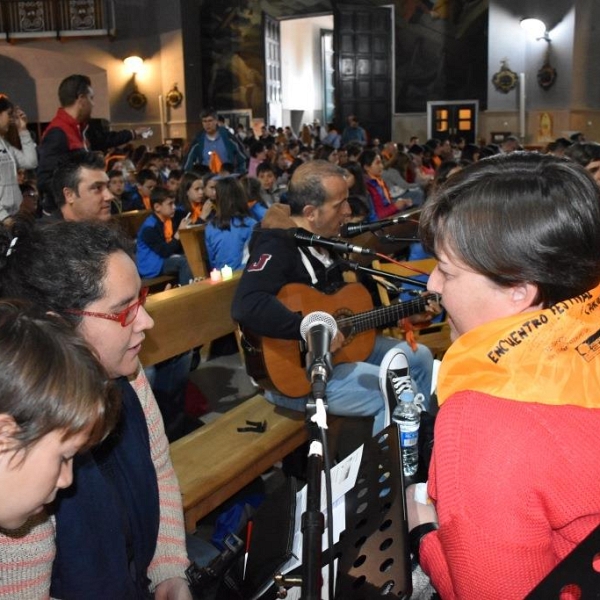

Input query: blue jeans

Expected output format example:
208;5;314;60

266;336;433;435
162;254;193;285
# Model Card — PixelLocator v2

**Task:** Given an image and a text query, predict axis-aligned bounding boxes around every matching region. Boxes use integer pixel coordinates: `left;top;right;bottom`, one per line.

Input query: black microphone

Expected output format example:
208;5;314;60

293;228;375;255
299;311;338;397
340;207;423;237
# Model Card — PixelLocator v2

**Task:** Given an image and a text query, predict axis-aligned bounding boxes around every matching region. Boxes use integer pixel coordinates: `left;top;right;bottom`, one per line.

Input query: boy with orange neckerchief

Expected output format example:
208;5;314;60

136;187;192;285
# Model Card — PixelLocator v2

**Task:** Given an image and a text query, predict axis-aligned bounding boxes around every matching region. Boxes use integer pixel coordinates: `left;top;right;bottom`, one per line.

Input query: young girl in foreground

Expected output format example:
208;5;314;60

0;301;117;531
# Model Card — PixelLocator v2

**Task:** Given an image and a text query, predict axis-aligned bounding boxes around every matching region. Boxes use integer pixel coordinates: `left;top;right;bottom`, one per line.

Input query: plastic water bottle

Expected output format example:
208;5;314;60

392;390;420;477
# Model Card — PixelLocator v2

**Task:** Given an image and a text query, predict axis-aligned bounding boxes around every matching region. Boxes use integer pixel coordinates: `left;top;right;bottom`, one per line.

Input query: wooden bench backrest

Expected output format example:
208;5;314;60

113;209;151;239
139;272;240;365
179;226;210;279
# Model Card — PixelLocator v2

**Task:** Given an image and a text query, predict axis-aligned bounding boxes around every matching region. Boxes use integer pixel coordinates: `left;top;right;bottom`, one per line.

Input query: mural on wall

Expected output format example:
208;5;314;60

199;0;333;116
200;1;265;116
199;0;488;117
394;0;489;112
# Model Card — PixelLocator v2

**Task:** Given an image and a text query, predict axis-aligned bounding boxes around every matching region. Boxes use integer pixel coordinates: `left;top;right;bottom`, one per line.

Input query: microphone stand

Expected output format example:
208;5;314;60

338;258;428;289
302;365;331;600
373;234;420;244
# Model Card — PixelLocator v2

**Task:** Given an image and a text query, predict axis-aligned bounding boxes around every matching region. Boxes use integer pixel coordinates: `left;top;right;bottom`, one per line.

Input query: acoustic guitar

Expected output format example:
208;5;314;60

241;282;440;398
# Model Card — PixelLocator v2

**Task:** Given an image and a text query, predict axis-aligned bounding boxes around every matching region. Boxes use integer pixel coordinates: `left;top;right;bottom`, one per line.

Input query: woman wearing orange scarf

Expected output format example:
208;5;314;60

407;153;600;599
360;149;413;222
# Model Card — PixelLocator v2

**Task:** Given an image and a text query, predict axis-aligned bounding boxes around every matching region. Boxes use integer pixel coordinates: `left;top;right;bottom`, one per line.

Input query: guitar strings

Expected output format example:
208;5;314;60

337;294;439;333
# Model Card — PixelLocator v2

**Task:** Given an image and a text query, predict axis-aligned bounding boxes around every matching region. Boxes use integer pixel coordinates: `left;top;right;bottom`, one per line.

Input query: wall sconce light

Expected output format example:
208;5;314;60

123;55;147;110
520;19;556;90
520;18;551;43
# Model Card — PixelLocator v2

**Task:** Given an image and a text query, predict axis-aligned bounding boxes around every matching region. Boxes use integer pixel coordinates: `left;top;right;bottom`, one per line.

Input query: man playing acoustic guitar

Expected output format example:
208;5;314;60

232;160;435;434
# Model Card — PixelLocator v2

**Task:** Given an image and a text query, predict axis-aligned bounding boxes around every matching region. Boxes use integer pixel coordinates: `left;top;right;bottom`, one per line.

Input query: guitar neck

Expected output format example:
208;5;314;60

338;293;439;334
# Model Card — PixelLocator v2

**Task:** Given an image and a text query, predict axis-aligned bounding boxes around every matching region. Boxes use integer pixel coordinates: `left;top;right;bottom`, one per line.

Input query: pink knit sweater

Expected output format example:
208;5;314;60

0;364;189;599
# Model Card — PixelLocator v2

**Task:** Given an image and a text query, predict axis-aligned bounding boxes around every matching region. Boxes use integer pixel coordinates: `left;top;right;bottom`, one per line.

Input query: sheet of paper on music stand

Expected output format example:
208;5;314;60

280;444;364;577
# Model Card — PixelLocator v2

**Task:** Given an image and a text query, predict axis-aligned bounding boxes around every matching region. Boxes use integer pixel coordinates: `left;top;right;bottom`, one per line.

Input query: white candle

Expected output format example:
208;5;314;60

210;268;222;283
221;265;233;281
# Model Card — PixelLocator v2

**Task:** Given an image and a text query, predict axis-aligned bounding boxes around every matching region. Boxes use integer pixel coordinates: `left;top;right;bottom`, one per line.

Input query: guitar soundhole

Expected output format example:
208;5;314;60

334;308;355;345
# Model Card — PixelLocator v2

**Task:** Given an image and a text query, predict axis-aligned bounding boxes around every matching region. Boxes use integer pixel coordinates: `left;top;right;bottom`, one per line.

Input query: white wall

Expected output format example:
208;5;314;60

281;14;333;129
487;0;576;113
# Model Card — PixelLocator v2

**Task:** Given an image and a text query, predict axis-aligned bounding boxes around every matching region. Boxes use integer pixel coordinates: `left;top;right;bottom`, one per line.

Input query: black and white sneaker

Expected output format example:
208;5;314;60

379;349;425;409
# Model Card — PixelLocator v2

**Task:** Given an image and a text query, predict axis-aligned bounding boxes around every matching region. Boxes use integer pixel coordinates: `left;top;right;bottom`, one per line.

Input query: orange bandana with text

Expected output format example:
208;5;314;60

438;282;600;409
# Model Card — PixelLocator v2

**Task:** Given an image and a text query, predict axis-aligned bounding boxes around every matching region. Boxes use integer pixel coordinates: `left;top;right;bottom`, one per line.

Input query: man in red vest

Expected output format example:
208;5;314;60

37;74;150;215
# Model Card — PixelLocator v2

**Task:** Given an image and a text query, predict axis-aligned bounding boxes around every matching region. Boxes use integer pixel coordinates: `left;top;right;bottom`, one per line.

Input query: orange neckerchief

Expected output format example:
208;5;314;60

209;151;222;174
158;215;173;242
190;204;202;224
438;282;600;409
142;193;151;211
373;176;392;203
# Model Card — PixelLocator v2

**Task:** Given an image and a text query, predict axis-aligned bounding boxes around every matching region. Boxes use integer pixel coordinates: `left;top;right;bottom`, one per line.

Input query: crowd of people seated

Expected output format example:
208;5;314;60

3;75;600;599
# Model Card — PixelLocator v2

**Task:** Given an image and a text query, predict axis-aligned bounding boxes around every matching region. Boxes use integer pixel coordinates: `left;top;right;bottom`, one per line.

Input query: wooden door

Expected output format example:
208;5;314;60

334;4;393;143
427;100;479;143
263;13;282;127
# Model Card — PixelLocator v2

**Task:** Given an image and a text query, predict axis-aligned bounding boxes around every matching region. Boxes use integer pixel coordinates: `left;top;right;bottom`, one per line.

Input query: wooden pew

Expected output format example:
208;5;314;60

140;273;241;366
113;209;151;239
141;274;177;294
170;396;308;531
179;225;210;279
141;273;315;532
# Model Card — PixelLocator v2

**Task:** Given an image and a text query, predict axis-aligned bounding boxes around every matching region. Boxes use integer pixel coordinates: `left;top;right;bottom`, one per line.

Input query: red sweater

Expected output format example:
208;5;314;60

421;393;600;599
421;284;600;598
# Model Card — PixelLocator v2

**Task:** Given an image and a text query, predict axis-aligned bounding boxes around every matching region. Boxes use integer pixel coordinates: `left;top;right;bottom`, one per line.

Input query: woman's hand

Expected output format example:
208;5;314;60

200;200;215;221
154;577;192;600
13;106;28;131
394;198;413;211
406;483;438;531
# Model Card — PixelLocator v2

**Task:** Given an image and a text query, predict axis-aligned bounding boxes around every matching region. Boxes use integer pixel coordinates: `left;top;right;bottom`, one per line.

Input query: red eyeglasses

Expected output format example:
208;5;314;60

66;287;149;327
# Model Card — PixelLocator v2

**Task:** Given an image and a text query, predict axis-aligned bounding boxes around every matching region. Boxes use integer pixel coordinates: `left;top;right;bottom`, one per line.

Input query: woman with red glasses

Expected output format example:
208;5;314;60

0;220;192;599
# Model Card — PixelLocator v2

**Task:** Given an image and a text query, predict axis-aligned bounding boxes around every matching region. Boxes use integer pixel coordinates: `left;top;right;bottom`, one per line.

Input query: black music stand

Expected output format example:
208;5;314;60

326;425;412;599
244;424;412;599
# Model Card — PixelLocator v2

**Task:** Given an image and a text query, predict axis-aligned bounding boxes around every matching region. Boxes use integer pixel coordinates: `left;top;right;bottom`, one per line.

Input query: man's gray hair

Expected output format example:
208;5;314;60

287;160;347;215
